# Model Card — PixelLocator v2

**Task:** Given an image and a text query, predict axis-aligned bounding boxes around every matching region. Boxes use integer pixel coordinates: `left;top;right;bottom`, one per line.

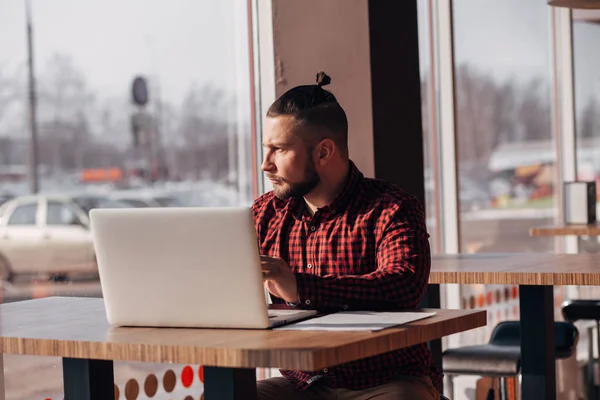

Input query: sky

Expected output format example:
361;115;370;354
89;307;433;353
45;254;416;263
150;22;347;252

418;0;600;111
453;0;553;83
0;0;251;122
1;0;600;135
573;21;600;108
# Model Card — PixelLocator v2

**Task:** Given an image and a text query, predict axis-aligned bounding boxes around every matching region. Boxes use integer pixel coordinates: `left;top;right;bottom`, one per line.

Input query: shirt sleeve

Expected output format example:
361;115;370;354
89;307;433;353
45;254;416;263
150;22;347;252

294;196;431;311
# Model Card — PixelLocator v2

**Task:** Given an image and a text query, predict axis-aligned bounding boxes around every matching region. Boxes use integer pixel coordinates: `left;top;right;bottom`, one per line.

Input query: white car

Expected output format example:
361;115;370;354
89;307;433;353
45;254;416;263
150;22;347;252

0;195;97;282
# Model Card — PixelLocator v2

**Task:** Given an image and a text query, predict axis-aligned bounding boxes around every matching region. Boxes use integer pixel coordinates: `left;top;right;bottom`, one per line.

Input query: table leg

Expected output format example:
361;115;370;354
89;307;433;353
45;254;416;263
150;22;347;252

519;285;555;400
579;236;600;253
204;367;257;400
62;358;114;400
0;354;5;400
419;284;443;372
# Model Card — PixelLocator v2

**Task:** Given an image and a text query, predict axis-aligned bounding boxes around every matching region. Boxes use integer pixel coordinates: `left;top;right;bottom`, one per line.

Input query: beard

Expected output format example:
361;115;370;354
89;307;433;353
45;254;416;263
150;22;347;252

271;160;321;200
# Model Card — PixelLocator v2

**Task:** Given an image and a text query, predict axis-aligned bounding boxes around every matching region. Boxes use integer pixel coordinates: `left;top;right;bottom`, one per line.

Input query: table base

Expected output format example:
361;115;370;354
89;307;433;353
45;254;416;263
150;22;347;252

204;367;257;400
63;358;114;400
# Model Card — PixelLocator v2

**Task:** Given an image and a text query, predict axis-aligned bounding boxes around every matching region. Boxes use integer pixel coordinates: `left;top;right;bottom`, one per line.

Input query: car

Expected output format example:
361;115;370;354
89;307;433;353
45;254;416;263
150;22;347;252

0;193;13;206
109;196;159;207
70;194;131;214
459;177;491;212
151;195;186;207
0;195;99;282
110;192;186;208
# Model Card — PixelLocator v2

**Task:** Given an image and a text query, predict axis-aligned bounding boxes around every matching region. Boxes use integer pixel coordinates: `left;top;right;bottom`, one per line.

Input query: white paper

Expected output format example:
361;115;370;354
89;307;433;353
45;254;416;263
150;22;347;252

275;311;436;332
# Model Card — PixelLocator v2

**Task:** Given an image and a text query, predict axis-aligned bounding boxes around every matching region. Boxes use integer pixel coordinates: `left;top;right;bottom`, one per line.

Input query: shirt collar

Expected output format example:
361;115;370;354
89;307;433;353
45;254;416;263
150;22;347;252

273;160;363;220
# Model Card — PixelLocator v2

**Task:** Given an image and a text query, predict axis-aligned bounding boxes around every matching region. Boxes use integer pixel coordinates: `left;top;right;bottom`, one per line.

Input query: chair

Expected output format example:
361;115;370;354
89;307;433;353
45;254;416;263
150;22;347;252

562;299;600;400
442;321;579;400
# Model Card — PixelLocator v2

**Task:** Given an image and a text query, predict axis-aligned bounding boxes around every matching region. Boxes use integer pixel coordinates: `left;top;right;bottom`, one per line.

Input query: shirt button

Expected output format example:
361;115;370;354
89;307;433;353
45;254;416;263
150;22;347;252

310;225;316;232
305;299;311;305
332;210;337;215
323;368;328;373
342;305;348;310
307;263;313;269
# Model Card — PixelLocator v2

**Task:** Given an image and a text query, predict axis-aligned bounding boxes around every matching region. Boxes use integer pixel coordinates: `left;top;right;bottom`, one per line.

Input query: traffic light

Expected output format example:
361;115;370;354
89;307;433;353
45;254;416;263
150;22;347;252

132;76;149;106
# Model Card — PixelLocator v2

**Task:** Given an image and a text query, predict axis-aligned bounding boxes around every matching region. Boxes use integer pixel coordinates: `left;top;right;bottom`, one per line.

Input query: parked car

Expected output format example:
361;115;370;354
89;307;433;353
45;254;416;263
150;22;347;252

459;177;491;212
70;194;130;214
0;195;98;282
110;192;186;208
151;195;186;207
109;196;159;207
0;193;13;206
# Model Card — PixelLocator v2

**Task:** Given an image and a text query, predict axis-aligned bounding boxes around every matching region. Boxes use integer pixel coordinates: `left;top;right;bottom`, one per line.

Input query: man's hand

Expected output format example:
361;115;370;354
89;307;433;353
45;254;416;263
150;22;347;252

260;255;298;303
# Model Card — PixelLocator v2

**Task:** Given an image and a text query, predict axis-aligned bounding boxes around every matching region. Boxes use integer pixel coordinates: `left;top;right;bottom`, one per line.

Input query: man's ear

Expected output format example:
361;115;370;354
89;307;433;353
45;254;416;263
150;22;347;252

316;139;335;165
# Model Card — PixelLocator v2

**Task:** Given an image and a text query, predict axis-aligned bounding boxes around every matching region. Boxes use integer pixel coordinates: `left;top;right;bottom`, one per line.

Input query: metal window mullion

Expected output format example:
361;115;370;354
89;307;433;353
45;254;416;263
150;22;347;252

435;0;461;344
553;7;578;257
435;0;459;257
254;0;276;196
252;0;277;379
552;7;578;306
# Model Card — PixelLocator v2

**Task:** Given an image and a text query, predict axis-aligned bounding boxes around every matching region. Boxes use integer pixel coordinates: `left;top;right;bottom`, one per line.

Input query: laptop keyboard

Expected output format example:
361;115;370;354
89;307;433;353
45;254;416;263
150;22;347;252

268;310;305;318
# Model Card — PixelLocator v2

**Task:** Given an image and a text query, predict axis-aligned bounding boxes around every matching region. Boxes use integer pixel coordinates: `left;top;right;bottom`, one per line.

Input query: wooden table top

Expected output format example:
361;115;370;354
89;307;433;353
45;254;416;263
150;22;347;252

430;253;600;286
530;224;600;237
0;297;485;370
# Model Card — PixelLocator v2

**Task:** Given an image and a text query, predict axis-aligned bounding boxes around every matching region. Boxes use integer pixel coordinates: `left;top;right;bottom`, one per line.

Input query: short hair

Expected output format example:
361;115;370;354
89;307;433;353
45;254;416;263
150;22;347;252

267;71;348;155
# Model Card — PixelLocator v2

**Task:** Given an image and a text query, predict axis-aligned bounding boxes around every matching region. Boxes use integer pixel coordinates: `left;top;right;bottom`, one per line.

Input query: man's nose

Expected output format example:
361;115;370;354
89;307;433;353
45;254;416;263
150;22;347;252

261;153;275;172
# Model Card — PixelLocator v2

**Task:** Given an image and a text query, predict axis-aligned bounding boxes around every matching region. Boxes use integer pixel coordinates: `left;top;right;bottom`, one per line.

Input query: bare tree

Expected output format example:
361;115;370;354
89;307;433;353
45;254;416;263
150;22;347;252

0;137;14;165
0;67;18;167
517;78;551;142
0;64;24;133
177;84;230;180
491;80;517;143
579;97;600;139
455;64;501;166
37;53;96;174
39;53;95;121
455;64;552;173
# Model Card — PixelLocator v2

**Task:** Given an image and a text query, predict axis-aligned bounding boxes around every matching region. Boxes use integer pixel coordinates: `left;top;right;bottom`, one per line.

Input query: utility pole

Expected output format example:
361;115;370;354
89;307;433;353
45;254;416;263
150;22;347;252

26;0;39;193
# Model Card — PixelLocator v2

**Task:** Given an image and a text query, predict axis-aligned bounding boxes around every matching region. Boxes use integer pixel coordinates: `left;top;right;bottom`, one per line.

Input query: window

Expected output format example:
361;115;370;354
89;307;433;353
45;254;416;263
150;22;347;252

47;201;78;225
0;0;258;398
452;0;556;347
454;0;556;254
573;12;600;300
7;203;37;225
418;0;440;254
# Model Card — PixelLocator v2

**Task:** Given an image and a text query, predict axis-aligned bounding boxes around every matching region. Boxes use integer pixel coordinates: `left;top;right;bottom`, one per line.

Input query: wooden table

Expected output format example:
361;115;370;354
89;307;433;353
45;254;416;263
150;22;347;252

530;223;600;253
0;297;486;400
429;252;600;400
530;223;600;237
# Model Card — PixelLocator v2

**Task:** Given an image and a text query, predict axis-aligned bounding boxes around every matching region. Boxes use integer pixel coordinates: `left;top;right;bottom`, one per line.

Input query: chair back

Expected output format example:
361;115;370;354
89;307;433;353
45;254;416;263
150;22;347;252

489;320;579;358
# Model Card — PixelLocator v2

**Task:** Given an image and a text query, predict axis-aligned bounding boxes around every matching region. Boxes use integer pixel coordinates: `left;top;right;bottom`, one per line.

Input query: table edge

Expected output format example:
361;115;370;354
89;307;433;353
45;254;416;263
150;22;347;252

0;310;486;370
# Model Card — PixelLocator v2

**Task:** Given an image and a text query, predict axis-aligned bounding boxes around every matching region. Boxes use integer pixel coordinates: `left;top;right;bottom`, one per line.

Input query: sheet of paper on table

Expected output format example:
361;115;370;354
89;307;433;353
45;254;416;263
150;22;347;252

275;311;436;332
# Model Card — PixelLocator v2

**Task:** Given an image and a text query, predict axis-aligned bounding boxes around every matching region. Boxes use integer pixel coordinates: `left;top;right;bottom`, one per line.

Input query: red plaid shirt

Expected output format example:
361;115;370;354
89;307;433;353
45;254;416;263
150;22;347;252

252;161;441;392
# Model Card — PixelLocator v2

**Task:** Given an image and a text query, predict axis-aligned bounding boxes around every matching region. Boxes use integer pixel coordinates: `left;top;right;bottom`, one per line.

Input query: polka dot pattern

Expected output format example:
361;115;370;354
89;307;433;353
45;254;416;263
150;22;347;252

163;369;177;393
42;365;207;400
144;374;158;397
124;379;139;400
198;365;204;383
181;365;194;388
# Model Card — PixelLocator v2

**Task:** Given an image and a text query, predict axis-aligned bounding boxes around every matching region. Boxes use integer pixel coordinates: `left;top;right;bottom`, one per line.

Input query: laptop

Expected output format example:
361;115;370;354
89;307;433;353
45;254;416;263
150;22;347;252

89;206;317;329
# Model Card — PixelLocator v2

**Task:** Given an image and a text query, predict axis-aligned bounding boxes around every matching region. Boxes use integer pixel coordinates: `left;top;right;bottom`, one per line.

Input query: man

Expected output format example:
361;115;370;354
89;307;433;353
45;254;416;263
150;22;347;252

253;72;440;400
